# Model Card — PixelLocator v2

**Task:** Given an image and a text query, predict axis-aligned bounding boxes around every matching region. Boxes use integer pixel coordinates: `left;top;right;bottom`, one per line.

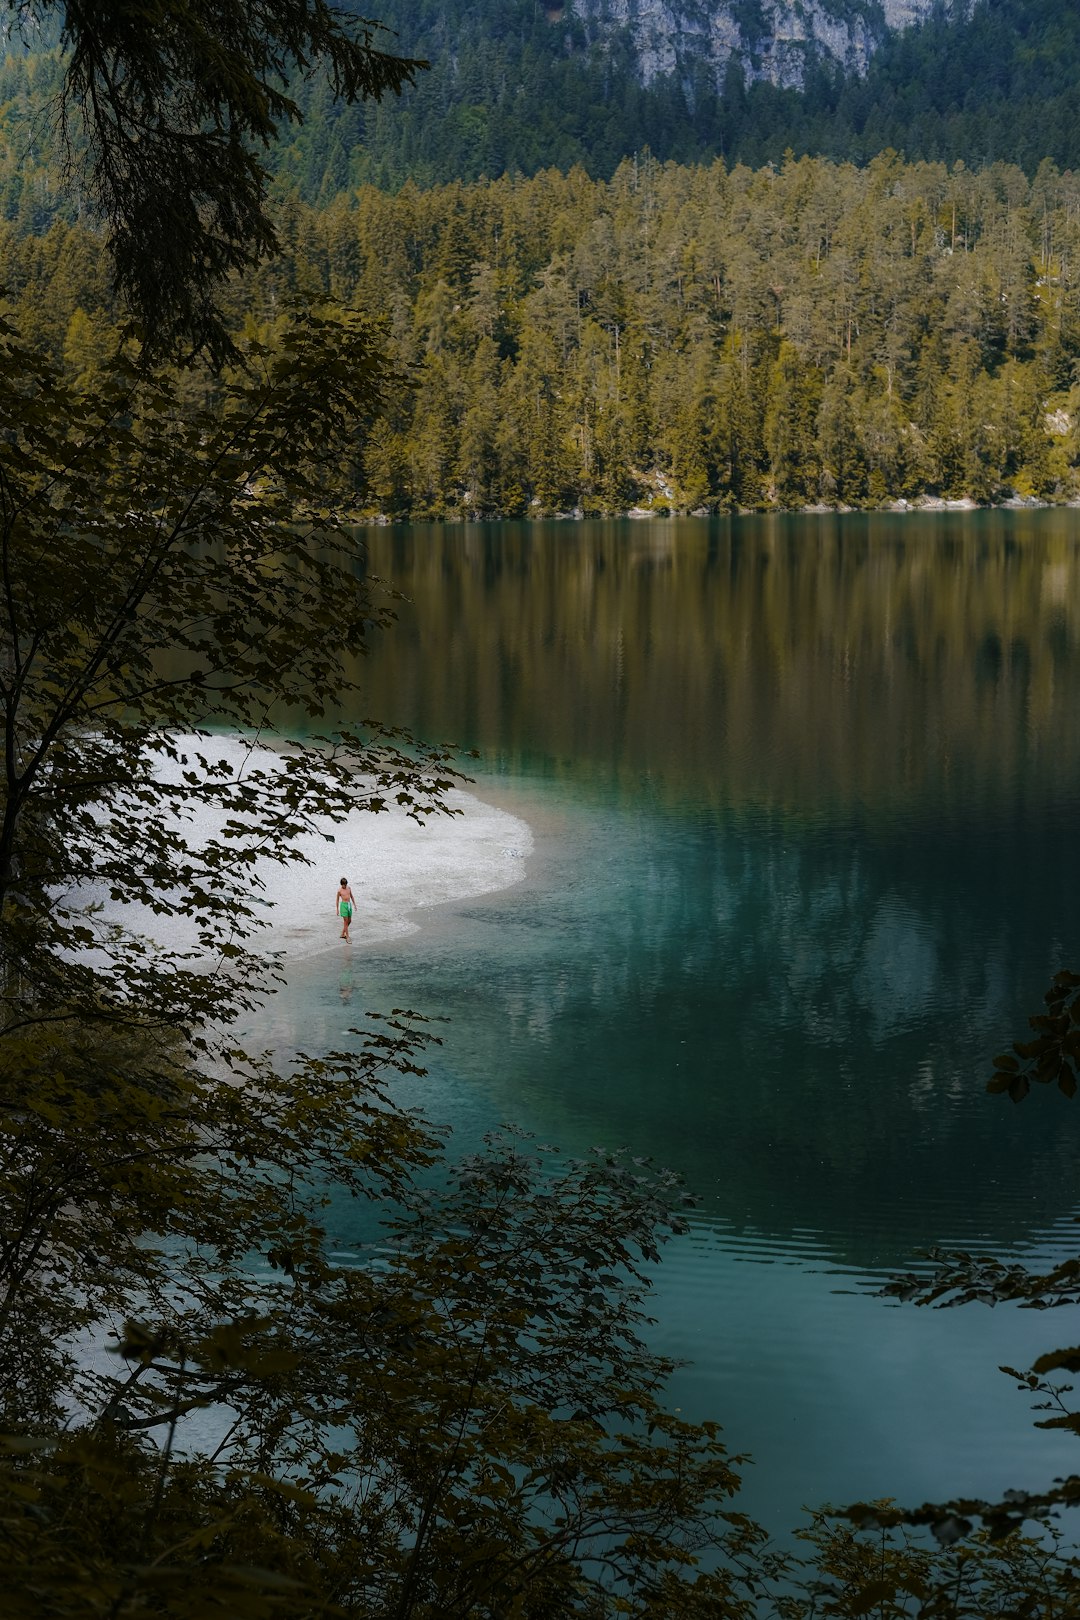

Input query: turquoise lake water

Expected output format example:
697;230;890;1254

273;511;1080;1534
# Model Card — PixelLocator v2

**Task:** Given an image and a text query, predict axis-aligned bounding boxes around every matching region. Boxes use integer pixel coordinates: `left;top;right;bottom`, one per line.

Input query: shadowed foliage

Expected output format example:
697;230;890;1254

6;0;424;358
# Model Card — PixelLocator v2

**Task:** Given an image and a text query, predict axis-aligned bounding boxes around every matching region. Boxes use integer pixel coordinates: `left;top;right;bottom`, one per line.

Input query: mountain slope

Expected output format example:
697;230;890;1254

562;0;934;90
3;0;1080;201
266;0;1080;189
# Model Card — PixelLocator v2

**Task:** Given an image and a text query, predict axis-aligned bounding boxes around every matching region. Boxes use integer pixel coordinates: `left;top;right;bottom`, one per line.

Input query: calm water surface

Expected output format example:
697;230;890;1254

280;511;1080;1532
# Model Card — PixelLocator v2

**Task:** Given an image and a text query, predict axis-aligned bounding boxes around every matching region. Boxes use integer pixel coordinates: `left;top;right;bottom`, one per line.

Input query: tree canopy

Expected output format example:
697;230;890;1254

3;0;423;358
7;149;1080;516
0;8;786;1612
0;305;462;1035
0;298;768;1618
12;0;1079;197
8;4;1080;1615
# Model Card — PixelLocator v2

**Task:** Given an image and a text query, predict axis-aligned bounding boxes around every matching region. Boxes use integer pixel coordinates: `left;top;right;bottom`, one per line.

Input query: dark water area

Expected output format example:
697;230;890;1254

279;509;1080;1531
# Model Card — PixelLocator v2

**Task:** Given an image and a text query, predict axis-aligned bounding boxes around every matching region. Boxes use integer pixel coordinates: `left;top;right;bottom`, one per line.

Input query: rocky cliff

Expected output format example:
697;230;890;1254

566;0;945;88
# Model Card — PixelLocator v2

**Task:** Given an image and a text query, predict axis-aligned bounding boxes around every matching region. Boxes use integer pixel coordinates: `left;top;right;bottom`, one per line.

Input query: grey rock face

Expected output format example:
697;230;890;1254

569;0;941;89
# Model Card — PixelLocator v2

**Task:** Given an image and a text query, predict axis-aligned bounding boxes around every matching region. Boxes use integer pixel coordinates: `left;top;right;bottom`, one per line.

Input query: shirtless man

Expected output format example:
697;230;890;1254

336;876;356;940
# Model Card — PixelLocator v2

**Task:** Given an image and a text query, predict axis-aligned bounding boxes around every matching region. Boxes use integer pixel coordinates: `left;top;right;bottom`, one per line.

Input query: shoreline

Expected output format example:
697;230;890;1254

344;491;1071;526
274;783;534;965
81;736;534;972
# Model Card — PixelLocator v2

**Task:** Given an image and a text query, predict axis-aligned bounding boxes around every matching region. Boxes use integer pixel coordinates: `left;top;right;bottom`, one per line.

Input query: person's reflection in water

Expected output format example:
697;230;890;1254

339;969;355;1007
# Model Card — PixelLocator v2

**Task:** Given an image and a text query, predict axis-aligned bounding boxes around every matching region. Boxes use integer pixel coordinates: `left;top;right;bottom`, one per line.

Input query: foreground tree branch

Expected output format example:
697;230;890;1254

7;0;427;360
0;307;463;1036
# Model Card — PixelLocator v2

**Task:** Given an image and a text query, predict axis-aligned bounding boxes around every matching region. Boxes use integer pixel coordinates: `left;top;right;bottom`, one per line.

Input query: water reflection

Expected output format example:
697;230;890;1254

353;509;1080;821
267;512;1080;1271
271;510;1080;1531
281;787;1077;1275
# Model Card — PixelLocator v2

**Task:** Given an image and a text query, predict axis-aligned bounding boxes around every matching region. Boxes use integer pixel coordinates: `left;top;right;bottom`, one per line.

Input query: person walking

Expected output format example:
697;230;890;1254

336;876;356;940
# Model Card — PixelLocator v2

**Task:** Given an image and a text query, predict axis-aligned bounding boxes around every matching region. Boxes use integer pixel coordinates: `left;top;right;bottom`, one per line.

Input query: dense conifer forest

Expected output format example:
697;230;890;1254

8;0;1080;193
11;6;1080;1613
3;146;1080;516
282;0;1080;189
6;4;1080;516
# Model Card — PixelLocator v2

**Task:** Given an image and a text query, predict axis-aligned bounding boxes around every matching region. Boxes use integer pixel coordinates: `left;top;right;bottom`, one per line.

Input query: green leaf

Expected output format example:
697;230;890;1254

1031;1347;1080;1375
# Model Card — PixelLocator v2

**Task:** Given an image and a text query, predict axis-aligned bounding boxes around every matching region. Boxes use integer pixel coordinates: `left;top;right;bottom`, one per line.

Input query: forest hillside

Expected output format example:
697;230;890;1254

2;152;1078;516
4;9;1080;515
4;2;1080;190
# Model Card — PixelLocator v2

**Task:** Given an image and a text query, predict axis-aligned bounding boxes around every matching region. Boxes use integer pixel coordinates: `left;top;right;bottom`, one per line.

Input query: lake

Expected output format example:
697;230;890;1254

275;510;1080;1535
